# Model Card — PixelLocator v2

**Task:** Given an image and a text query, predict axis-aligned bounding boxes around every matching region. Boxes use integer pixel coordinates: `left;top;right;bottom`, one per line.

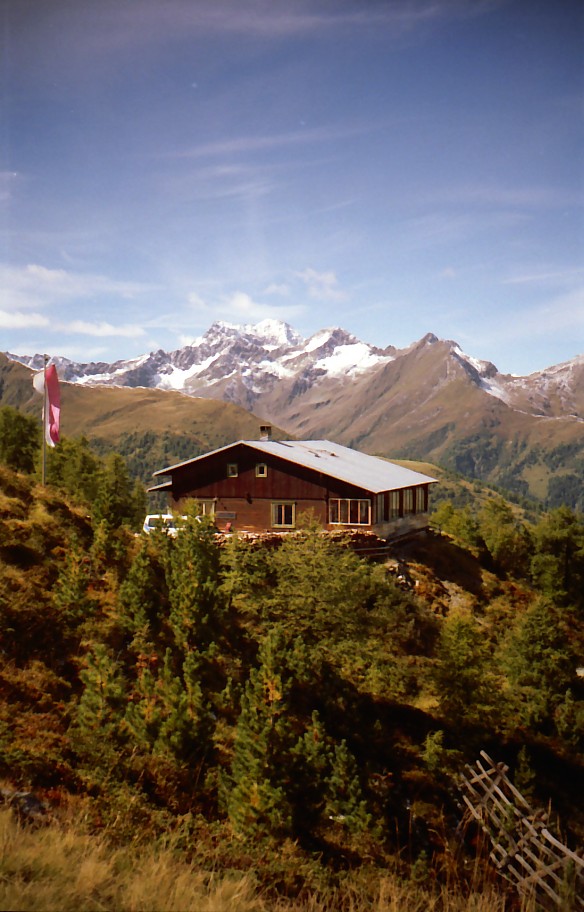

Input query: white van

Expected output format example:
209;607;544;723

142;514;180;537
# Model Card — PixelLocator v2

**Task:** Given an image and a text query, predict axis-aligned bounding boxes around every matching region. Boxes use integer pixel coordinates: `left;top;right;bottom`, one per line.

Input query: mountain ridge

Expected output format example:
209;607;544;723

6;320;583;420
4;321;583;507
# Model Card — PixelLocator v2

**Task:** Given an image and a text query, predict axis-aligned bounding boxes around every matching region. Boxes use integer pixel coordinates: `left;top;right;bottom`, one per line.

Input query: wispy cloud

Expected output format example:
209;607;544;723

0;310;49;330
26;0;498;62
264;283;291;296
472;286;584;354
403;210;528;248
0;263;154;346
0;171;20;203
502;268;584;286
422;182;582;210
185;288;305;325
170;121;375;161
296;268;348;302
527;287;584;334
223;291;276;322
221;290;305;323
0;263;151;312
66;320;146;338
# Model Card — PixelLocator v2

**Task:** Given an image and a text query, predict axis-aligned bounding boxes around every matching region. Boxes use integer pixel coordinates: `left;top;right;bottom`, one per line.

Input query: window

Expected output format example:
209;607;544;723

389;490;400;518
197;500;215;516
376;494;384;522
403;489;414;514
328;498;371;526
227;463;238;478
415;486;427;513
255;463;267;478
272;502;295;528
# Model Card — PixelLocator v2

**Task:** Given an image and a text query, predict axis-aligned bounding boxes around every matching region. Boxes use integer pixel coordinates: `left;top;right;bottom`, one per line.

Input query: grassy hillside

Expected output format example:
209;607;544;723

3;350;582;507
261;340;584;509
0;353;288;485
1;464;583;909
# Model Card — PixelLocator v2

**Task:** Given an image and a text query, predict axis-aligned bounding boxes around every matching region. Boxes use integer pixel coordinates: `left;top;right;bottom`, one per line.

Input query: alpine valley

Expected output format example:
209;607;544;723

4;320;584;508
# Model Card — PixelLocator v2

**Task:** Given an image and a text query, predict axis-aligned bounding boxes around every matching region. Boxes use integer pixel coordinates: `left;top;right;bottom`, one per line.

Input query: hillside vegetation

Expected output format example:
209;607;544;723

1;433;583;909
3;348;583;509
0;353;288;486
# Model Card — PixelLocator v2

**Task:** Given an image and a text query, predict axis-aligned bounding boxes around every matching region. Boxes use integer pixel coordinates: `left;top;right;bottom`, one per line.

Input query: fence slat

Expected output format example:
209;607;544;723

459;753;584;910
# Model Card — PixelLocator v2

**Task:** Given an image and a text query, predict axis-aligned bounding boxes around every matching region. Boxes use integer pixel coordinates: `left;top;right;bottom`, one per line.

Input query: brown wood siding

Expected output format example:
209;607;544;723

169;444;374;503
170;495;328;533
164;444;434;534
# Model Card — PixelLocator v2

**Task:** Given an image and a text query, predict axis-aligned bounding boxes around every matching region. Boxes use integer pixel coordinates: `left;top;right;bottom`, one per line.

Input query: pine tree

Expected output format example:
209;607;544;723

325;739;371;833
76;643;127;741
431;501;483;551
432;614;497;725
268;523;372;643
221;532;275;609
167;506;224;652
503;598;577;728
117;540;166;649
289;710;333;832
92;452;139;530
0;406;39;473
478;497;532;577
227;627;296;837
46;436;101;504
52;537;92;625
124;648;213;763
531;507;584;611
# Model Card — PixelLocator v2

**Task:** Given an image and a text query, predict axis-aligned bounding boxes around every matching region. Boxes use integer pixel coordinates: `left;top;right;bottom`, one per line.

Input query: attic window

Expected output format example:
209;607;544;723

255;463;268;478
227;463;238;478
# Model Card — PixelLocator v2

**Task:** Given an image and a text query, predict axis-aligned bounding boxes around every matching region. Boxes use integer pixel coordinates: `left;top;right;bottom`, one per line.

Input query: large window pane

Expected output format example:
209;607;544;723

389;491;400;517
329;498;370;525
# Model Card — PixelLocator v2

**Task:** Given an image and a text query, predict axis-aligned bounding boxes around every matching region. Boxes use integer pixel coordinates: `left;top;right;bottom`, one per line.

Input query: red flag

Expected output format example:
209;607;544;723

45;364;60;446
33;364;61;447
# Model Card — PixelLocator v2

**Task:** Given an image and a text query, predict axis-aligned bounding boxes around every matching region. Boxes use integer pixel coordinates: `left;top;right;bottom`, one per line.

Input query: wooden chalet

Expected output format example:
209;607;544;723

149;428;437;539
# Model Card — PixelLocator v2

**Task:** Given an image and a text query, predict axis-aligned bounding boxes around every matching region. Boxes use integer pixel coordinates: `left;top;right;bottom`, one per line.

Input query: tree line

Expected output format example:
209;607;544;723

0;405;146;528
1;402;583;870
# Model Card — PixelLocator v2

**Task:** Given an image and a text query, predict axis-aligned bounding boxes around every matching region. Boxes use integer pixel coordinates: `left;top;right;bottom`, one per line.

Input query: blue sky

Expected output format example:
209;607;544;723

1;0;582;375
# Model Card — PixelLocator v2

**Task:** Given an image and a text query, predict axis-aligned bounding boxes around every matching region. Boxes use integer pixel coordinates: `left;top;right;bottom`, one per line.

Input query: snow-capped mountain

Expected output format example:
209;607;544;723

6;320;583;424
4;320;583;507
7;319;394;410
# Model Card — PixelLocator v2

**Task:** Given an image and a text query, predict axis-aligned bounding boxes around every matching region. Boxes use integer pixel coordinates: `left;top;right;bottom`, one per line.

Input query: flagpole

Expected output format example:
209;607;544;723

41;354;48;485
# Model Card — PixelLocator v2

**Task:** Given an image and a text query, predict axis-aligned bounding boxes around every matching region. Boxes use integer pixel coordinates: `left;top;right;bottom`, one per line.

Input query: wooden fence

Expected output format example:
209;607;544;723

459;751;584;910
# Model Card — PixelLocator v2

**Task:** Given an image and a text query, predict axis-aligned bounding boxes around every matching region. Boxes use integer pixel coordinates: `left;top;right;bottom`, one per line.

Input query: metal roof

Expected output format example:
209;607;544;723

147;480;173;493
153;439;437;494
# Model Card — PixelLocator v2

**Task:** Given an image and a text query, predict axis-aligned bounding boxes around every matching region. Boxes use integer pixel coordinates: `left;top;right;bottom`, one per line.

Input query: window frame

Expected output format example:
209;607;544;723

389;490;401;518
255;463;268;478
271;501;296;528
226;463;238;478
328;498;371;526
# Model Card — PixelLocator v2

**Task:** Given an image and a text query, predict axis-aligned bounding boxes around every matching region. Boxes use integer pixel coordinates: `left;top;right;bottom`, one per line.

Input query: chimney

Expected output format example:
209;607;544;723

259;425;272;441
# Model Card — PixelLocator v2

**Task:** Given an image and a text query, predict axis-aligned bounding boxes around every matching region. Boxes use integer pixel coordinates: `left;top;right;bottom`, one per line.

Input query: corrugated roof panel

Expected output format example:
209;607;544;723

247;439;436;493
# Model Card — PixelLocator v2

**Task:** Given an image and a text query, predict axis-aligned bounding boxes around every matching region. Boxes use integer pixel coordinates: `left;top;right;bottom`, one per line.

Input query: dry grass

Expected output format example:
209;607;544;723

0;808;532;912
0;809;260;912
